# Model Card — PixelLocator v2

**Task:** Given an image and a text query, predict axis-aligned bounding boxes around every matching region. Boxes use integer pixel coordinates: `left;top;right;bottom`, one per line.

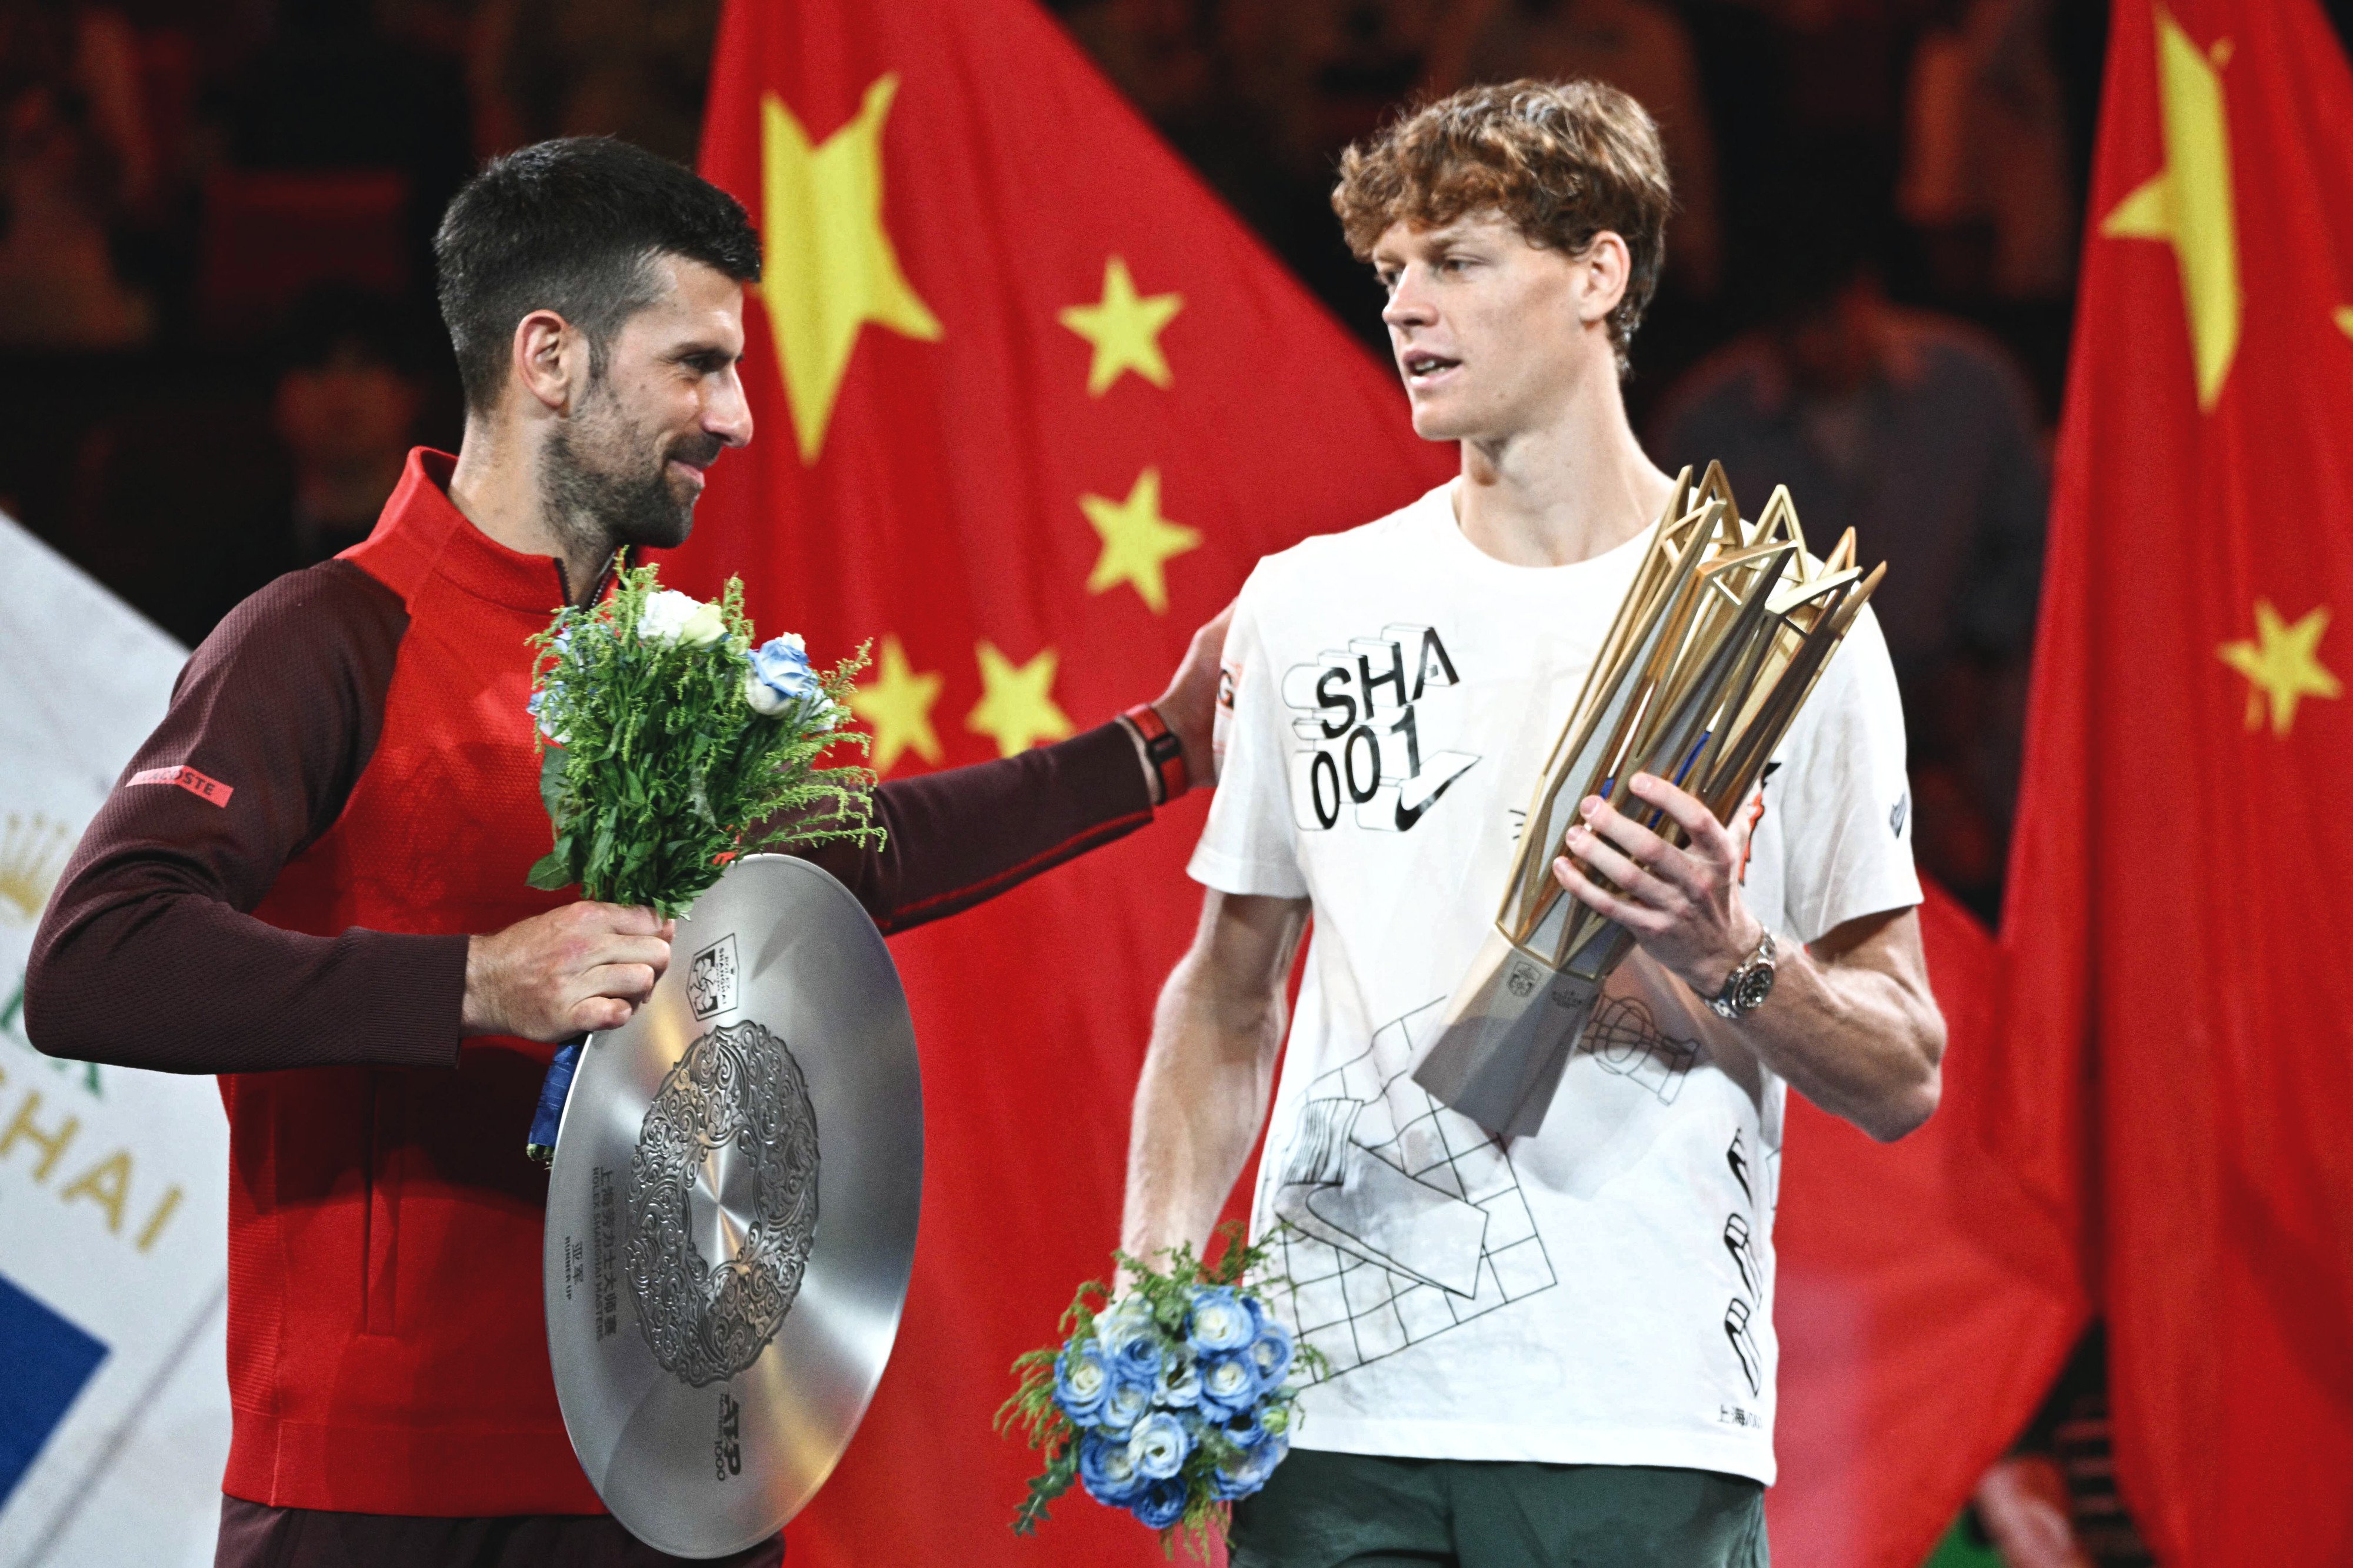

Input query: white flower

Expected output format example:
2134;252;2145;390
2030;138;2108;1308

639;589;726;646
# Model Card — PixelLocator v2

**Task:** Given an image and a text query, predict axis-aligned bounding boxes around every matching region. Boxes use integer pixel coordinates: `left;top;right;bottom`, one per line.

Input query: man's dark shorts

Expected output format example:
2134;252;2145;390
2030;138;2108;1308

1229;1450;1769;1568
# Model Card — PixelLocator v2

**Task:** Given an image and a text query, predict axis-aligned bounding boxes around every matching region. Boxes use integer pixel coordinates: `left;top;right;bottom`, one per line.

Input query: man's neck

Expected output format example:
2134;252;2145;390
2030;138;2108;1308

446;419;611;603
1452;383;1677;569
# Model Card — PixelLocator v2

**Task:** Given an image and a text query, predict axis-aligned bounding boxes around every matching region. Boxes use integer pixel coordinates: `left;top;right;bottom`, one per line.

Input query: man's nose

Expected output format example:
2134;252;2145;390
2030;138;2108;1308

706;365;754;448
1381;272;1435;329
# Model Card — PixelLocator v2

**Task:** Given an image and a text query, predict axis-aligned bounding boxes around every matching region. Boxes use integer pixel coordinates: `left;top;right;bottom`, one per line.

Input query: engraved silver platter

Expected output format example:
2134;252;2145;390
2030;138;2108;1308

544;855;922;1558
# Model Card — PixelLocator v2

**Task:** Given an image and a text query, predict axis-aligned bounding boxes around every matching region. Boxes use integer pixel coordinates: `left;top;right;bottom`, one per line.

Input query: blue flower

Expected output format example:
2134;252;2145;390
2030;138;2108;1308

744;633;834;726
1247;1315;1295;1392
1207;1431;1288;1502
1154;1346;1201;1409
1109;1326;1164;1390
1128;1410;1191;1480
1186;1285;1254;1355
1077;1429;1145;1506
1096;1379;1151;1436
1196;1351;1257;1419
1053;1340;1112;1425
1130;1477;1188;1530
1220;1403;1271;1449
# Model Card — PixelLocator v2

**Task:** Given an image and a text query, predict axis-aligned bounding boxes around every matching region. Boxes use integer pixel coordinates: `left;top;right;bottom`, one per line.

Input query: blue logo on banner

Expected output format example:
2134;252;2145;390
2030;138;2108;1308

0;1270;108;1510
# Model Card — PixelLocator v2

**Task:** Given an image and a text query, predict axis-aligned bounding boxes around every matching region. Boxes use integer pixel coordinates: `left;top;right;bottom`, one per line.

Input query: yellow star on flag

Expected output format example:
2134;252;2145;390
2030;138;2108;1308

1078;466;1201;614
967;642;1074;756
1058;256;1184;396
2218;600;2341;736
2335;305;2353;343
2098;4;2239;410
848;634;944;775
761;76;943;463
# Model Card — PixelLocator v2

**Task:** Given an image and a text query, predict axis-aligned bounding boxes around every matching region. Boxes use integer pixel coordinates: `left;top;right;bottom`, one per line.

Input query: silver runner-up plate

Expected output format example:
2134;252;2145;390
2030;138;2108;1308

543;855;922;1558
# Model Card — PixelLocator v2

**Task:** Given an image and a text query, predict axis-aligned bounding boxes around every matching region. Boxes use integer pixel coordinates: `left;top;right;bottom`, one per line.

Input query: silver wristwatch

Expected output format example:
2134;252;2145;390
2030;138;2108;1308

1708;930;1777;1020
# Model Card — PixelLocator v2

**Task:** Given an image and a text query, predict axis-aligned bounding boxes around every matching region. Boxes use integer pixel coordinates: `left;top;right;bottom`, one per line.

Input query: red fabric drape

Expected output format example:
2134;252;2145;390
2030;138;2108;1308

1993;1;2353;1560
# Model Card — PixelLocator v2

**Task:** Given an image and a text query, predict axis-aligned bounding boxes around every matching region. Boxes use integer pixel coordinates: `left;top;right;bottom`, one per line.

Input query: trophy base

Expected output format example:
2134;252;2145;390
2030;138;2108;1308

1411;930;1601;1141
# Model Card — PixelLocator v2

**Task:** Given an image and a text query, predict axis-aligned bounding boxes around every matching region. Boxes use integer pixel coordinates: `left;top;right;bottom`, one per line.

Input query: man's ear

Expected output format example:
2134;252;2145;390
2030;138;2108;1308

1574;232;1633;329
511;309;587;413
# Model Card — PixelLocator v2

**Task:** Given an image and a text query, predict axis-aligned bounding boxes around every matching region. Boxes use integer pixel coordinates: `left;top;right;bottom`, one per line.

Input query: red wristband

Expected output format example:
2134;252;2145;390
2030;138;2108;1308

1124;703;1189;806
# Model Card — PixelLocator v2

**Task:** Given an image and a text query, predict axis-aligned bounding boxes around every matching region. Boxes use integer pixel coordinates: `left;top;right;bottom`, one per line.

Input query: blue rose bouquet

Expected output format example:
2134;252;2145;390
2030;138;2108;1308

524;561;878;918
998;1224;1322;1553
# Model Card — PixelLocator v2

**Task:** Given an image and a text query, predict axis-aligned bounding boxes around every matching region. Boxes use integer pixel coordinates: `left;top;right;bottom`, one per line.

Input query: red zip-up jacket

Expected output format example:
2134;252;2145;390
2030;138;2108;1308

25;449;1158;1516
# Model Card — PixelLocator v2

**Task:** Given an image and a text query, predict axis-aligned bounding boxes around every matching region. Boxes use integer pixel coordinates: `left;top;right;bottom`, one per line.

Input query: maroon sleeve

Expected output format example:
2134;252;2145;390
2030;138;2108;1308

792;720;1155;935
25;563;469;1075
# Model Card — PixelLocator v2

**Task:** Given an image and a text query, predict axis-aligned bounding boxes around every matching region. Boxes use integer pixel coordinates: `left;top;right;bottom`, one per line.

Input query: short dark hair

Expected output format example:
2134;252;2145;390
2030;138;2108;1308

433;137;762;412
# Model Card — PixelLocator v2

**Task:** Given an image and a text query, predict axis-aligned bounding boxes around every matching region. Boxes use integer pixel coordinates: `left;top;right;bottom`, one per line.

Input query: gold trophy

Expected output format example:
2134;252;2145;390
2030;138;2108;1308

1411;463;1884;1139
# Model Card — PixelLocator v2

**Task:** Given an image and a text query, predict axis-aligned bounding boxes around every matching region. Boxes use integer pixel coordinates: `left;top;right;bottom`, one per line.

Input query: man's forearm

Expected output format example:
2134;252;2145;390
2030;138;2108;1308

1121;976;1278;1262
1728;912;1944;1141
1120;893;1307;1262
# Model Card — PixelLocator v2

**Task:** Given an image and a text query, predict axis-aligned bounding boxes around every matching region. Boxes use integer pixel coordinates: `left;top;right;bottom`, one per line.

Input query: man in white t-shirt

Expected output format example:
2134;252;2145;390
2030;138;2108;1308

1119;80;1948;1567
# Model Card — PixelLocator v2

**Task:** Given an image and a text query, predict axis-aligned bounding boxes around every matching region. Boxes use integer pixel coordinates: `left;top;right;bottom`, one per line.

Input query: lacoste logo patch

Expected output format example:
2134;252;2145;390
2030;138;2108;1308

129;765;232;807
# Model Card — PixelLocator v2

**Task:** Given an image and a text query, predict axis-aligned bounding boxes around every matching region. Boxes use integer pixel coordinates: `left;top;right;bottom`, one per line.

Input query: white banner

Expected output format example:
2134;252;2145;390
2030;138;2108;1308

0;514;228;1568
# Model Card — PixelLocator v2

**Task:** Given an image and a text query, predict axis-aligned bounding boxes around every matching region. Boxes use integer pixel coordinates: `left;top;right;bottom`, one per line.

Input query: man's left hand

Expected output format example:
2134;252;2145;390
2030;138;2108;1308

1151;599;1235;792
1553;771;1764;999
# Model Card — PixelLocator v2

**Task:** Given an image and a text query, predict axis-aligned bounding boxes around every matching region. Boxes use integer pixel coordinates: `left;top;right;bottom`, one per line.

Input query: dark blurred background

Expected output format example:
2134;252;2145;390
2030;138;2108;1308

5;0;2352;920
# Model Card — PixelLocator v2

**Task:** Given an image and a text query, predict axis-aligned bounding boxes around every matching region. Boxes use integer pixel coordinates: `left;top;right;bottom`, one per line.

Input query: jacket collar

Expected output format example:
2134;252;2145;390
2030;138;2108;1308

342;448;576;614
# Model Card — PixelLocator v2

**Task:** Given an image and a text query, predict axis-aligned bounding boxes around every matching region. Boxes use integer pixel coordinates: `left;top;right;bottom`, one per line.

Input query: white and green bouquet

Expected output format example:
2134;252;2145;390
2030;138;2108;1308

521;562;878;1162
999;1225;1321;1554
524;562;878;918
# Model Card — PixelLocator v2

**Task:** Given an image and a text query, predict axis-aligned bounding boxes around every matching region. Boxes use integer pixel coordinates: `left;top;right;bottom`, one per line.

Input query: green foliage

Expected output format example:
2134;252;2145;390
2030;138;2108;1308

524;564;880;918
996;1222;1328;1559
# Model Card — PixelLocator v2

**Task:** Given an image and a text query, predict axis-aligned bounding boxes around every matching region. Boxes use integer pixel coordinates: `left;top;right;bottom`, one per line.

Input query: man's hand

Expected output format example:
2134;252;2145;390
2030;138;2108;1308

1552;770;1761;997
462;902;675;1041
1151;600;1235;792
1553;769;1947;1141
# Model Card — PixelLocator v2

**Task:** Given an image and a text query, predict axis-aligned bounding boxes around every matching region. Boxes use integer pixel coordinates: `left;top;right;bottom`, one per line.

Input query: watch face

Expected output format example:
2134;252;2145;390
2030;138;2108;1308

1735;966;1775;1012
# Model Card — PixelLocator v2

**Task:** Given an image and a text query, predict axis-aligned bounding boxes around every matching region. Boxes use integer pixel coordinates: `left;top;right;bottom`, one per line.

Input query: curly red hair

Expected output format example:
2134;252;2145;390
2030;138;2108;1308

1332;80;1674;369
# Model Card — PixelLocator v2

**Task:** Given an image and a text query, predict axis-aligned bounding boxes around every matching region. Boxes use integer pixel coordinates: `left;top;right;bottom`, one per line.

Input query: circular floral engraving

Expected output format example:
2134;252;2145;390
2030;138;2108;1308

625;1020;820;1386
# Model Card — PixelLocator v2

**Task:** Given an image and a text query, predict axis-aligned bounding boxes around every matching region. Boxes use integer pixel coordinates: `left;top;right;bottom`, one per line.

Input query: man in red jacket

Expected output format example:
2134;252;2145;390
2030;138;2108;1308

26;137;1219;1568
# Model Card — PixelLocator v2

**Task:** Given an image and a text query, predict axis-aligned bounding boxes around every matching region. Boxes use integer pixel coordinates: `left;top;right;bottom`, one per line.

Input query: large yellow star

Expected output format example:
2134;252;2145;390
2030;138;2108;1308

967;642;1073;756
2098;4;2239;410
1078;467;1201;615
2218;600;2340;736
1058;257;1183;396
847;633;944;775
761;76;943;463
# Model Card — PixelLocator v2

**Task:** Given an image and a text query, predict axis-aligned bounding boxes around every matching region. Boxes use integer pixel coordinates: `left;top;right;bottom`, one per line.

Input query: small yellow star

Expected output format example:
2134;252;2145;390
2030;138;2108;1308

2218;599;2341;736
761;76;944;463
1078;467;1201;615
1058;257;1183;396
847;634;944;775
967;642;1074;757
2335;305;2353;342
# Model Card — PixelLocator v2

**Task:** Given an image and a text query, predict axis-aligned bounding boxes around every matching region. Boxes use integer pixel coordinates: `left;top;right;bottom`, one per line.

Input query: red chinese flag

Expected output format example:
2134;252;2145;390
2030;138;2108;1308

1995;1;2353;1560
675;1;1449;1559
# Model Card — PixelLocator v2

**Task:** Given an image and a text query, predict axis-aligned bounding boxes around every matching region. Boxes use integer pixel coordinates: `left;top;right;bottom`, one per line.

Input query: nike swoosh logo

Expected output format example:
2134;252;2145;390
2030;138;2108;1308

1393;754;1479;830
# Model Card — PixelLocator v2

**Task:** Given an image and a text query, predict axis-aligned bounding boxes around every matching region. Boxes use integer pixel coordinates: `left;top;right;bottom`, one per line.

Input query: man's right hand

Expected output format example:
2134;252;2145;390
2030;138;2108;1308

461;902;674;1040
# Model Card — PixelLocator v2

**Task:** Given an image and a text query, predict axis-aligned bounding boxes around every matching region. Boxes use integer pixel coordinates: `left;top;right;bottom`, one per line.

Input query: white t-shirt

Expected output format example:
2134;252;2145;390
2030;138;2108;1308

1190;479;1920;1484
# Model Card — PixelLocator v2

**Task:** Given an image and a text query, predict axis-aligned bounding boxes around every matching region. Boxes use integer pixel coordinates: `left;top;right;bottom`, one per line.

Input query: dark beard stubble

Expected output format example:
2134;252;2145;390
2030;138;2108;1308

539;389;721;566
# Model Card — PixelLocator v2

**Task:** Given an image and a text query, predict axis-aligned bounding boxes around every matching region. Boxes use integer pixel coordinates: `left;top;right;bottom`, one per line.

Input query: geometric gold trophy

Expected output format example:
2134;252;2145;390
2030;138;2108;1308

1411;462;1885;1139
